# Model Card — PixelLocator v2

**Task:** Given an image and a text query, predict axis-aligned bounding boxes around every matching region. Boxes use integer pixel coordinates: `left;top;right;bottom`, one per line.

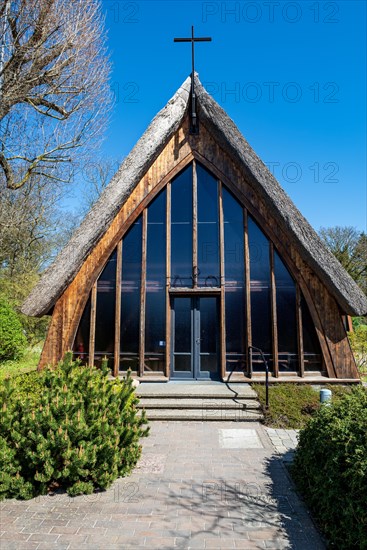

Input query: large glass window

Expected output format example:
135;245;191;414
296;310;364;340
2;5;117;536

248;215;272;370
222;187;246;373
145;190;166;373
73;161;325;378
197;164;220;287
171;164;193;287
95;249;117;369
73;296;91;363
120;219;142;372
274;250;298;371
302;295;322;371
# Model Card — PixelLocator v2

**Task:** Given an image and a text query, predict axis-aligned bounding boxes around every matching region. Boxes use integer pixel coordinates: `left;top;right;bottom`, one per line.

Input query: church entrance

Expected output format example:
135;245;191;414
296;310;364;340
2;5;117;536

170;296;220;380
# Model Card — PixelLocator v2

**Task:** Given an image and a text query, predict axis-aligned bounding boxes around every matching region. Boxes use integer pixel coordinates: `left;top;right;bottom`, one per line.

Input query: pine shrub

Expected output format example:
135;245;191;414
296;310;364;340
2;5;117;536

0;354;149;499
291;386;367;549
0;297;27;361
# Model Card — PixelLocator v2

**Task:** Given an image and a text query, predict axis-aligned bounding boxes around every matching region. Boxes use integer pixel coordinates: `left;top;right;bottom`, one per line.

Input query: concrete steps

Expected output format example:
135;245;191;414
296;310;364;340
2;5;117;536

136;382;263;421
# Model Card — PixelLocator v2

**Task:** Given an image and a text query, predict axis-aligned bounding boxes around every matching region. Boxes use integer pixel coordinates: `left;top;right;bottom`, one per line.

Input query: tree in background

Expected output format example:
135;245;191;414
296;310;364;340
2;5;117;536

0;0;112;190
0;174;80;344
319;226;367;377
319;226;367;295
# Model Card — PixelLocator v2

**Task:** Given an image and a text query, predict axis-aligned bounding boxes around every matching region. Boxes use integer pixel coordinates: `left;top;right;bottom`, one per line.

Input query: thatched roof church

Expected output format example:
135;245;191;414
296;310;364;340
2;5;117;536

22;74;367;381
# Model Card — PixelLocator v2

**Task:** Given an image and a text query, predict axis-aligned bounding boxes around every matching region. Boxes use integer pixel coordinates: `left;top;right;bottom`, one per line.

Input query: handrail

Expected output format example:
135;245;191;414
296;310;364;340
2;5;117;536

248;346;270;410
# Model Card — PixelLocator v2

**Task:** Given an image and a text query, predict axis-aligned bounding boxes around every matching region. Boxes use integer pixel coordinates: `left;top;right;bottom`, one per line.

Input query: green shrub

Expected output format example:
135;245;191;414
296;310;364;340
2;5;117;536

0;297;27;361
348;323;367;376
253;383;320;429
291;387;367;549
0;354;149;499
9;371;44;404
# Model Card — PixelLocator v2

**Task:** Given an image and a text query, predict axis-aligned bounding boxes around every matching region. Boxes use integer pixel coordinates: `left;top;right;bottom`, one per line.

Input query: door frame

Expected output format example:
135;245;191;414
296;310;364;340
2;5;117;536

170;292;221;380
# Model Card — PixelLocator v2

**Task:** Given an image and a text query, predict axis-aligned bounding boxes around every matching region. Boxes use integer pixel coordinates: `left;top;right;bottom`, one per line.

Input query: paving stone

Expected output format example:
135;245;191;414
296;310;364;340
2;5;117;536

0;421;325;549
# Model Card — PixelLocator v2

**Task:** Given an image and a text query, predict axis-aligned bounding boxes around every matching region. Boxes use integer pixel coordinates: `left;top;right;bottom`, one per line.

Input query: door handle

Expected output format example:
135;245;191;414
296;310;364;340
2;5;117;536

195;338;201;344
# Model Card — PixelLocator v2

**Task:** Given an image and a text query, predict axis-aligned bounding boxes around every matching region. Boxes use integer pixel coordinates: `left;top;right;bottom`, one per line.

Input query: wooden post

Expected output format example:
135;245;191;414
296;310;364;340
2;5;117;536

296;284;305;377
270;243;279;377
89;282;97;367
139;209;147;377
165;182;171;378
244;209;252;377
114;241;122;377
192;160;198;288
219;181;226;379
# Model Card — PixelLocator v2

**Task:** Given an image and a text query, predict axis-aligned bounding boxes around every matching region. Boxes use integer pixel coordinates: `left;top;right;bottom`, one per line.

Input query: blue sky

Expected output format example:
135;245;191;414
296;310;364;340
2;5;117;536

85;0;366;232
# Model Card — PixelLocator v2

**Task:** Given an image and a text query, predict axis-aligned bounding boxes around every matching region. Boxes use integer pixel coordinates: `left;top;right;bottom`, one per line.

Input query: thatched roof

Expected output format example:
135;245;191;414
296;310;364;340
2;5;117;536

22;74;367;317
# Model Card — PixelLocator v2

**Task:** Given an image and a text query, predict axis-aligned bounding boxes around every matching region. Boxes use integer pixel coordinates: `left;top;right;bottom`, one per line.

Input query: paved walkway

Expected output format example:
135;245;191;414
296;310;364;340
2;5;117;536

0;422;325;550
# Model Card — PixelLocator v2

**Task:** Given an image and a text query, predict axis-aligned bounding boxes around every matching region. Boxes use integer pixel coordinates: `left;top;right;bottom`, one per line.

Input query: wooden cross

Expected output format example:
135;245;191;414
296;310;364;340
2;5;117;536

174;26;212;134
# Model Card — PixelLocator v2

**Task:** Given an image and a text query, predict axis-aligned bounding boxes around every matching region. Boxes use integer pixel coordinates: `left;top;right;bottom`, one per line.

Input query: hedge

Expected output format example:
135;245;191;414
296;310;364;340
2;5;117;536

291;386;367;549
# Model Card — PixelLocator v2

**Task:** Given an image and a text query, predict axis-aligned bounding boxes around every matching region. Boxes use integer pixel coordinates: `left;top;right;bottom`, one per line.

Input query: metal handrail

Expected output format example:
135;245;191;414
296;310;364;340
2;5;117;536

248;346;270;410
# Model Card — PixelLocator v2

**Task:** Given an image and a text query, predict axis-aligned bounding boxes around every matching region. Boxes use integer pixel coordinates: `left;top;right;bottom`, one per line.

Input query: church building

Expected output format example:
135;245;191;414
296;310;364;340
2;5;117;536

22;74;367;382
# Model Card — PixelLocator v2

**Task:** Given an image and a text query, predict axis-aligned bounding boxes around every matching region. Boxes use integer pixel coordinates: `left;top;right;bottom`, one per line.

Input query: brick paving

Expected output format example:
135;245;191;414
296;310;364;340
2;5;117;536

264;429;299;463
0;422;325;549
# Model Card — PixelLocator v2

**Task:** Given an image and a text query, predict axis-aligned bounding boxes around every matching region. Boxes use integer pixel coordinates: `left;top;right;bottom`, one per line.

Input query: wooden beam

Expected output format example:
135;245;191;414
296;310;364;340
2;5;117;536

296;284;305;377
89;282;97;367
219;181;226;380
244;209;252;377
114;241;122;377
165;182;171;378
139;209;147;377
192;159;198;287
270;243;279;377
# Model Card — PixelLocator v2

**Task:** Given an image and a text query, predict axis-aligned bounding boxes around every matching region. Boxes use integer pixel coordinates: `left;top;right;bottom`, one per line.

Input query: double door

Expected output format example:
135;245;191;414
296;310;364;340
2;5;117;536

171;296;219;380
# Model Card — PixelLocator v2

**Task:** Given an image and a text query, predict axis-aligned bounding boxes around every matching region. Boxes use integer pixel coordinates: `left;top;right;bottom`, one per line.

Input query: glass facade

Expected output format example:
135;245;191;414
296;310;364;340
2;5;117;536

145;190;166;373
73;161;323;377
222;187;246;374
274;250;298;372
248;216;272;370
120;219;142;372
95;249;117;369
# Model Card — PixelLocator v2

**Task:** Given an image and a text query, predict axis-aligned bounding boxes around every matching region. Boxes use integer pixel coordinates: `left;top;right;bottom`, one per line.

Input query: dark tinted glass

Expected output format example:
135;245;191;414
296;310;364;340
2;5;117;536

199;297;217;354
171;165;193;287
302;295;322;371
274;251;297;371
95;249;116;367
248;216;272;368
145;191;166;373
197;164;219;286
199;297;218;375
120;219;142;372
73;295;91;363
174;297;191;353
173;297;192;372
222;187;246;372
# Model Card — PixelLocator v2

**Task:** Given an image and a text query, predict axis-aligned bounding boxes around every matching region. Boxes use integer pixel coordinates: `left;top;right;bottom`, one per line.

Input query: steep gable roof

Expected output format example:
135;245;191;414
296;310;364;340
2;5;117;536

22;74;367;317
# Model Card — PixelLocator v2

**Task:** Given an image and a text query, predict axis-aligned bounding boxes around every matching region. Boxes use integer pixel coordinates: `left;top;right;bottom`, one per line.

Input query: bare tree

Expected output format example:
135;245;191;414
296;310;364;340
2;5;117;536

0;0;112;190
79;156;120;214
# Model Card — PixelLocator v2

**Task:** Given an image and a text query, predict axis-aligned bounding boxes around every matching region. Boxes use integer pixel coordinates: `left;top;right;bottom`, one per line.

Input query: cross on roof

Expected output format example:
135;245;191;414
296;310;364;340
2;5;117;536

174;26;212;134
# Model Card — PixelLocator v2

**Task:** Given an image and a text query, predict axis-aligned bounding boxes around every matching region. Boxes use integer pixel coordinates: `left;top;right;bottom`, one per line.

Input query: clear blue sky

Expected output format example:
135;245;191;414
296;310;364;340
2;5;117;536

85;0;366;232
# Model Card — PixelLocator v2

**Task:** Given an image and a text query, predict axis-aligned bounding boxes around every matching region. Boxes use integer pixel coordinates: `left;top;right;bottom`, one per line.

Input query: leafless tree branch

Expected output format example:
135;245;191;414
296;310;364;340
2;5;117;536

0;0;112;189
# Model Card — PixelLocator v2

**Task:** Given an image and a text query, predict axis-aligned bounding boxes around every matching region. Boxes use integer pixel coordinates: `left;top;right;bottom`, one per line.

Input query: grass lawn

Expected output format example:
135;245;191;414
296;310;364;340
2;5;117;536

0;345;41;381
252;383;362;429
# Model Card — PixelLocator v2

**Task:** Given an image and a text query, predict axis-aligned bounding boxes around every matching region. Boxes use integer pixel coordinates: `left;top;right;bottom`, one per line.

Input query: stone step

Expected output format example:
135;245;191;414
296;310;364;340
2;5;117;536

137;398;261;410
139;408;263;421
136;383;258;400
